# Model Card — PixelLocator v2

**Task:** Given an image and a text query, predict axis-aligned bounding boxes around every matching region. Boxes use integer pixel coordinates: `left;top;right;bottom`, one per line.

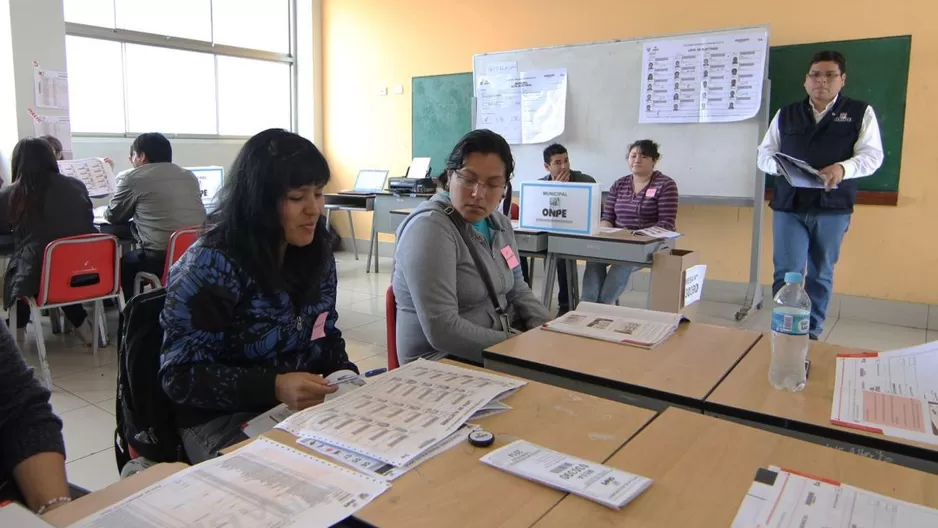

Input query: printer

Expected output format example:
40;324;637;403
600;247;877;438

388;176;436;194
387;156;437;193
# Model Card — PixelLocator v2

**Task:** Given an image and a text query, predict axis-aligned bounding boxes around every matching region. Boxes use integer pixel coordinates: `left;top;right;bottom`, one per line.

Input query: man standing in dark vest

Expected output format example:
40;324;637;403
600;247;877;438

757;51;883;340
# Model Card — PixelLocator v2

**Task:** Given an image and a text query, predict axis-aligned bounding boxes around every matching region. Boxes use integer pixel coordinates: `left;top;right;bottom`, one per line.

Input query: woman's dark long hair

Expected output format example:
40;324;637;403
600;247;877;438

203;128;333;303
435;129;515;190
10;138;59;228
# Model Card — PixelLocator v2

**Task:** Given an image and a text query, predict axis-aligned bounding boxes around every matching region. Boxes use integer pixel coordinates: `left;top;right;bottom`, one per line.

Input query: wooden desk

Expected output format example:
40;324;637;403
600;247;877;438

264;373;655;528
541;230;674;310
706;338;938;473
43;463;188;527
484;325;762;411
534;408;938;528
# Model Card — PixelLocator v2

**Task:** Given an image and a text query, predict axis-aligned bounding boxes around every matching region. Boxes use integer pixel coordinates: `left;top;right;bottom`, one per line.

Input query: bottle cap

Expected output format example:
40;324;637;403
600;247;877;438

468;429;495;448
784;272;803;284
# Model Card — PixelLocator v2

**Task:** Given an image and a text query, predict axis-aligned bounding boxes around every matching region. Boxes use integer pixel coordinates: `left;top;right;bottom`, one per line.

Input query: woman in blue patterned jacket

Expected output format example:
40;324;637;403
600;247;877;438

159;128;357;463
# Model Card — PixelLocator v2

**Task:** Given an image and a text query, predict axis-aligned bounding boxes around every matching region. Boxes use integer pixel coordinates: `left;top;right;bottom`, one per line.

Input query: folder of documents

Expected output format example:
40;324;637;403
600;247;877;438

773;153;834;189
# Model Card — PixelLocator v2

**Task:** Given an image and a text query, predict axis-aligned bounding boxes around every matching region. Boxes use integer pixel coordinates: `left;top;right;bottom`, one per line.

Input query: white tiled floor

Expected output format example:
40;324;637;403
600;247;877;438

17;250;936;492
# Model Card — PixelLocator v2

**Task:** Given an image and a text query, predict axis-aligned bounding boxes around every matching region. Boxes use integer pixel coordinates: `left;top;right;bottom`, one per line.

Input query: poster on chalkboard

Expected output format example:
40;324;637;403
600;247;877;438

475;68;567;144
640;28;767;124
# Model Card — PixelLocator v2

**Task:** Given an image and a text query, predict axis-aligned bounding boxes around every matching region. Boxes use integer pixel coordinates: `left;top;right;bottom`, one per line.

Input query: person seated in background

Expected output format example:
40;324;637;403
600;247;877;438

0;138;96;344
38;135;63;161
159;129;357;463
0;320;71;514
105;133;206;300
393;129;550;366
532;143;596;316
581;139;679;305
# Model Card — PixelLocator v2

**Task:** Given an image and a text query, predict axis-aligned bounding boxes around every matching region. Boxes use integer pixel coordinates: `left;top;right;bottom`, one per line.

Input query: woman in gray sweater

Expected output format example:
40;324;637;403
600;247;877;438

392;130;550;365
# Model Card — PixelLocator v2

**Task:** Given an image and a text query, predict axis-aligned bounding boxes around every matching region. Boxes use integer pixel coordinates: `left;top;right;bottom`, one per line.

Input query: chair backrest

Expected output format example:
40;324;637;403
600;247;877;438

509;202;520;220
38;233;120;306
161;226;201;284
385;285;399;370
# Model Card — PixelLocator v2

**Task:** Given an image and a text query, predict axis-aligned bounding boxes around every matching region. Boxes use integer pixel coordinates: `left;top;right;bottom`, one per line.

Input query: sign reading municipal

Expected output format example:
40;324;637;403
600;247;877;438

518;181;601;235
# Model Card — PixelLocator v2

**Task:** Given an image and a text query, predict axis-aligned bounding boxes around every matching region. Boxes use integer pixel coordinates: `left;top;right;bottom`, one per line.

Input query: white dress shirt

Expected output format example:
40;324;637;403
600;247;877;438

757;96;884;179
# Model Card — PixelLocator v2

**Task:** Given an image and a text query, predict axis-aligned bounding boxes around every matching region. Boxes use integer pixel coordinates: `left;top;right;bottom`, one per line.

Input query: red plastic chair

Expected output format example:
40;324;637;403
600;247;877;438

133;225;201;297
10;234;122;388
509;202;520;220
385;285;399;370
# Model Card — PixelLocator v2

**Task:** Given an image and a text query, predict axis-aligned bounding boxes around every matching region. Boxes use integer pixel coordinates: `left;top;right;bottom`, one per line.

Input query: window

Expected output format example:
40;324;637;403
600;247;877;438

64;0;294;136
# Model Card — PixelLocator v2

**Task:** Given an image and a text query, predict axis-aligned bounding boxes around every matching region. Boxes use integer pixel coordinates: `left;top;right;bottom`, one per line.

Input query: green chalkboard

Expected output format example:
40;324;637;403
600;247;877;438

767;36;911;194
411;73;473;177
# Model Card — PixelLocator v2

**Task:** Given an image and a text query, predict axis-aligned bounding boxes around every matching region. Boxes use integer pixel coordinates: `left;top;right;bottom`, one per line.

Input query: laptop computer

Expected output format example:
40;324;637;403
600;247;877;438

338;169;389;195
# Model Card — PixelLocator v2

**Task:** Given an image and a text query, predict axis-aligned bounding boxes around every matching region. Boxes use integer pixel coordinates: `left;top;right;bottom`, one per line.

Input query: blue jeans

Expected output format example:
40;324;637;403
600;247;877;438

581;263;635;305
772;210;851;338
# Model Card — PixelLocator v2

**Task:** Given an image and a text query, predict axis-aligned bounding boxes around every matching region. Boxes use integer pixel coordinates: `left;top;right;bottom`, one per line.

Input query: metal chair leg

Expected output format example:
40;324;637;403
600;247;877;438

96;301;108;348
92;301;101;366
347;209;359;260
366;226;376;274
28;300;52;389
50;307;62;334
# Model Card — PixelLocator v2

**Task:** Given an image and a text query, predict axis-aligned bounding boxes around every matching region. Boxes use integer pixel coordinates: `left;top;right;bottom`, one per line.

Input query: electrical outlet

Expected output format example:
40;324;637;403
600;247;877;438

393;85;404;95
376;87;388;96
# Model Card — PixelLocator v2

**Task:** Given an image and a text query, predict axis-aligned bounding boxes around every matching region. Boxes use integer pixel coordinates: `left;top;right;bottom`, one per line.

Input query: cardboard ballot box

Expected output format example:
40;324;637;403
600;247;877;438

650;249;705;321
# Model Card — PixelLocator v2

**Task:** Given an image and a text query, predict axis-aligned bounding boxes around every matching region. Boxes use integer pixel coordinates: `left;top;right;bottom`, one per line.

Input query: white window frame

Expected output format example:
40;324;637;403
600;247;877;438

65;0;298;139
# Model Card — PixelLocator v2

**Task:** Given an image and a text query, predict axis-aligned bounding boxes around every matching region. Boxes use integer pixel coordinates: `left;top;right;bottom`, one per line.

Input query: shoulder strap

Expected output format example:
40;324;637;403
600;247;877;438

441;206;506;318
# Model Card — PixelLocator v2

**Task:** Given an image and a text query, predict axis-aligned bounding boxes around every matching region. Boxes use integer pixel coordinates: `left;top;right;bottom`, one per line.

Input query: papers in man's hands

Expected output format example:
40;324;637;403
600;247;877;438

277;359;525;467
58;158;116;197
69;438;389;528
831;340;938;446
542;302;682;348
732;466;938;527
481;440;652;510
634;226;682;239
773;152;833;189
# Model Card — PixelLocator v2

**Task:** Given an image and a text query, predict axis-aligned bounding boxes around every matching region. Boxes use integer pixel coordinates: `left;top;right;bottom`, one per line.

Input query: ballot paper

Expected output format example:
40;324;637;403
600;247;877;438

831;341;938;446
243;403;296;438
69;438;390;528
298;424;478;481
0;502;54;527
634;226;682;239
277;359;526;467
734;466;938;528
541;302;682;348
480;440;652;510
57;158;116;197
773;152;832;189
324;369;369;402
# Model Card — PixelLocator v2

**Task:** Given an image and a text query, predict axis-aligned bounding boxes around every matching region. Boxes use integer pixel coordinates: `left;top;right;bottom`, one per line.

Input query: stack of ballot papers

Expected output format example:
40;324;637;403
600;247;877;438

275;359;526;479
773;152;833;189
541;302;682;348
481;440;652;510
732;466;938;527
831;340;938;446
634;226;682;239
68;438;391;528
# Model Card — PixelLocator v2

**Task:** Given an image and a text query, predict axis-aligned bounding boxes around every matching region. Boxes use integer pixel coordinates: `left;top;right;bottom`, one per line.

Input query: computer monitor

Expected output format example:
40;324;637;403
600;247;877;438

353;169;389;192
187;166;225;207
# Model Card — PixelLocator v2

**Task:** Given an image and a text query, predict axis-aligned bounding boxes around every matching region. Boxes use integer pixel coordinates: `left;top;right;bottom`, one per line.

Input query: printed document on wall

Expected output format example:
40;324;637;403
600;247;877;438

476;68;567;144
69;438;390;528
27;108;72;157
639;28;767;124
831;341;938;446
33;66;69;110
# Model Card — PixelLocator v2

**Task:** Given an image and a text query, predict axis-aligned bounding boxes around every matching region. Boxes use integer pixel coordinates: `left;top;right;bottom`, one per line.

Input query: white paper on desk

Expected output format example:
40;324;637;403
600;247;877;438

752;466;938;528
634;226;682;239
243;403;296;438
298;424;477;481
599;226;624;234
57;158;116;197
541;302;681;348
69;437;390;528
480;440;652;510
830;341;938;446
277;359;526;467
0;502;54;527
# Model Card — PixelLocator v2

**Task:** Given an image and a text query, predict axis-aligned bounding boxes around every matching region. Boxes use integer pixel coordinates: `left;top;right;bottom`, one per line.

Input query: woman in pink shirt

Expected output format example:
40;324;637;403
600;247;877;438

581;140;679;304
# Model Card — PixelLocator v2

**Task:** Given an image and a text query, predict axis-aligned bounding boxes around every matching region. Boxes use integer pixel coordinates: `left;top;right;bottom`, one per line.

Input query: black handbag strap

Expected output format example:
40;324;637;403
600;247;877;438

442;206;506;318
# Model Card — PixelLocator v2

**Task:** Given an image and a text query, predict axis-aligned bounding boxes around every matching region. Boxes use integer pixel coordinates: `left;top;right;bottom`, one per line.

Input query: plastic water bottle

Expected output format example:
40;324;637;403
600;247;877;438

769;272;812;392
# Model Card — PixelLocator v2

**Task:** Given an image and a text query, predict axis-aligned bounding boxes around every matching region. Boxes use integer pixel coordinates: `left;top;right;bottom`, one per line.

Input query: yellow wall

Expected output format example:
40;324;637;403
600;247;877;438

322;0;938;303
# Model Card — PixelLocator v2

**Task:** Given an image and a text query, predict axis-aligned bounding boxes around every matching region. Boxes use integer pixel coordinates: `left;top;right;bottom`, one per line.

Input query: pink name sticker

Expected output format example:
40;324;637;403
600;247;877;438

311;312;328;340
645;188;657;198
500;245;520;269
